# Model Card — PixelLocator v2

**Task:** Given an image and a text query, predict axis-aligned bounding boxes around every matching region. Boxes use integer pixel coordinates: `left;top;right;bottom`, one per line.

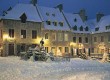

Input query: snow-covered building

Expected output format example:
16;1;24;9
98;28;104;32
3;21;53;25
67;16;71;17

37;5;71;55
0;1;110;57
87;14;110;54
63;12;91;56
1;3;43;56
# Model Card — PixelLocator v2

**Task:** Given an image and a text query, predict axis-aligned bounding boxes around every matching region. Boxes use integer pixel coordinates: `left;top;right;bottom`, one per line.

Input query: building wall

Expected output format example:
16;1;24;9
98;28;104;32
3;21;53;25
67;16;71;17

91;32;110;54
0;20;3;56
42;30;71;56
70;33;91;56
2;20;42;56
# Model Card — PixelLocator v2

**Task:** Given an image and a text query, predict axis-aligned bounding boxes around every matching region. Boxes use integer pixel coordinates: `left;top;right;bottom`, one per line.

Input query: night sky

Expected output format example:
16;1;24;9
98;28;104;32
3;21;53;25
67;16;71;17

0;0;110;19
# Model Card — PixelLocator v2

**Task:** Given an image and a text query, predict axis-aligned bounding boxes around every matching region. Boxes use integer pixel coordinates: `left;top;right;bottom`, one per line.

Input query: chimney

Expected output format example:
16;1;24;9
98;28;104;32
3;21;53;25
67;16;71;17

96;13;104;22
31;0;37;6
55;4;63;12
79;9;87;22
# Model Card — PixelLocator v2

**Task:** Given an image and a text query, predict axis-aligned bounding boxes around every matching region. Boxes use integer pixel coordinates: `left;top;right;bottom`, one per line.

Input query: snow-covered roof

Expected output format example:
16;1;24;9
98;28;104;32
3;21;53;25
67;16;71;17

3;4;42;22
63;12;90;33
87;15;110;33
37;6;70;31
95;15;110;33
86;19;97;32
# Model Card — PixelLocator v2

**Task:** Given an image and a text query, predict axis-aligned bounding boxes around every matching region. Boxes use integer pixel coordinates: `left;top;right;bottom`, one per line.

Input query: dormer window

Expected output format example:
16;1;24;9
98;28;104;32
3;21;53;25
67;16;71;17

52;14;55;17
73;25;77;31
20;13;27;23
74;18;77;22
106;25;110;30
59;22;63;27
46;13;49;16
53;22;57;26
46;20;51;25
85;26;89;31
95;27;99;31
80;26;83;31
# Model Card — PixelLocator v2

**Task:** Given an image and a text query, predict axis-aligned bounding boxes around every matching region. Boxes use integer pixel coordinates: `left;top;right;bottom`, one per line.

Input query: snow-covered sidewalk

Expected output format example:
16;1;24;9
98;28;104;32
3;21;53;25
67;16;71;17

0;56;110;80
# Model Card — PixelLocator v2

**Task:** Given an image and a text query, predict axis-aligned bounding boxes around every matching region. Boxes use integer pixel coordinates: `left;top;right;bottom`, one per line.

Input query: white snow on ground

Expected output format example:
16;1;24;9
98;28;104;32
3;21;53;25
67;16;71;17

0;56;110;80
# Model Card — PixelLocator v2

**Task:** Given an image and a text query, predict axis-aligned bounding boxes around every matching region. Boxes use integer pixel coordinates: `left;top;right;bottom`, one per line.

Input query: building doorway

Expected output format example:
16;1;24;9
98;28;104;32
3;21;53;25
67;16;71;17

8;44;14;56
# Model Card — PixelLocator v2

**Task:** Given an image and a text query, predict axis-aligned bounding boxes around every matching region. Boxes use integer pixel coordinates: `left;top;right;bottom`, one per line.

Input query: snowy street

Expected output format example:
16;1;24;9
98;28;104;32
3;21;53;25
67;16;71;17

0;57;110;80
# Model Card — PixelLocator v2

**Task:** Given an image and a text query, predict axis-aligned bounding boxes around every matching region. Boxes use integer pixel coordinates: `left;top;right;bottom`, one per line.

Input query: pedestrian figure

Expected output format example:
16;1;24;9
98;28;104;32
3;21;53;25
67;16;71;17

40;38;44;47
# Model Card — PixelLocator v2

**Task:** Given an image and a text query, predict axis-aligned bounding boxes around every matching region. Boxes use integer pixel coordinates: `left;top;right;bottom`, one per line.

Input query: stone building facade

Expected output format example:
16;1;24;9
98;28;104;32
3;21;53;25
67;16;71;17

2;19;42;56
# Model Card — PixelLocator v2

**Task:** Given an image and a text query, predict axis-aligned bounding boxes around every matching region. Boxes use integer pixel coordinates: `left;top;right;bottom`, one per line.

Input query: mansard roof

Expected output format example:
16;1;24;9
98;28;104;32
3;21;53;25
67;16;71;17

2;4;42;22
37;6;70;31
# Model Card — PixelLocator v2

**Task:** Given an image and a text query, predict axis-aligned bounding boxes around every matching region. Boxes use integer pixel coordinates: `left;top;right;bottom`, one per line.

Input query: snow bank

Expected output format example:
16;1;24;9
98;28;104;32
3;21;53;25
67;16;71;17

0;57;110;80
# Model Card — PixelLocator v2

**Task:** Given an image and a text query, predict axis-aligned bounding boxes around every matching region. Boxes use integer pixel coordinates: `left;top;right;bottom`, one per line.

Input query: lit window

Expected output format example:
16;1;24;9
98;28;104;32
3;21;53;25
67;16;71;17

45;33;49;39
64;33;68;41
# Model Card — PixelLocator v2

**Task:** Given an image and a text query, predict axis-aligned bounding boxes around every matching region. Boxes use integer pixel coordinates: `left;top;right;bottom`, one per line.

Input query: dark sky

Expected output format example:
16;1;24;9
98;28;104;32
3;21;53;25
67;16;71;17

0;0;110;19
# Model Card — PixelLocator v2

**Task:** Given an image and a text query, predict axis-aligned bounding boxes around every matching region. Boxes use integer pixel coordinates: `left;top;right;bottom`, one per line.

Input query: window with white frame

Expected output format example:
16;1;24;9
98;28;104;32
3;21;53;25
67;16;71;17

64;33;68;41
52;33;56;41
58;33;63;41
45;33;49;39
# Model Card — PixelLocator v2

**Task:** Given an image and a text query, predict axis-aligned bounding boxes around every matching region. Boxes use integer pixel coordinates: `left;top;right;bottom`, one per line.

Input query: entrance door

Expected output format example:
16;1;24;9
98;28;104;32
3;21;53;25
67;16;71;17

8;44;14;56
